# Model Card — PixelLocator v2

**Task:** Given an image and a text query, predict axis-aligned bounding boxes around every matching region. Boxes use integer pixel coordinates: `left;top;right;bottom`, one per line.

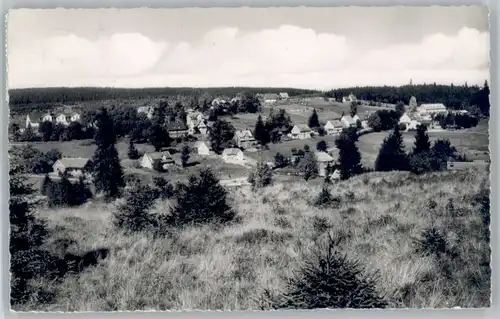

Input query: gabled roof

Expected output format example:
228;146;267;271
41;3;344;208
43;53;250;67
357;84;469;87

294;124;312;132
399;113;412;122
279;92;289;98
315;152;334;162
55;158;90;169
194;141;209;148
341;115;355;124
166;121;188;131
222;148;242;156
326;119;343;127
145;151;173;161
235;129;253;138
27;111;48;121
262;93;279;100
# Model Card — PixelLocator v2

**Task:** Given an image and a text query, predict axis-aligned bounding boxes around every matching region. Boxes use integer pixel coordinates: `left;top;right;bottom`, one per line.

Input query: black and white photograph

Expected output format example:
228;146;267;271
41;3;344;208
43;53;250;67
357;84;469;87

7;6;491;311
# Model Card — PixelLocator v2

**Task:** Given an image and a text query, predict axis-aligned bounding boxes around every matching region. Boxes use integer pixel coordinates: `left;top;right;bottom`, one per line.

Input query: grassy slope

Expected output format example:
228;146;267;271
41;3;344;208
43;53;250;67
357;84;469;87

21;167;490;311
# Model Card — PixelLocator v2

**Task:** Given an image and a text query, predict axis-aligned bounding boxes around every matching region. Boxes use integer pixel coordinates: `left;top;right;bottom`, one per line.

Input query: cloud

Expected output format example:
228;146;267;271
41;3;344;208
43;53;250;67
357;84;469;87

8;25;489;89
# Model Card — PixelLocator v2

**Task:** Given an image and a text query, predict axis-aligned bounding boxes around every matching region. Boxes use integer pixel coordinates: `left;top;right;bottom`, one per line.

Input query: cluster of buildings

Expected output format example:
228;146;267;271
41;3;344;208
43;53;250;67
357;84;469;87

25;111;82;129
287;113;367;140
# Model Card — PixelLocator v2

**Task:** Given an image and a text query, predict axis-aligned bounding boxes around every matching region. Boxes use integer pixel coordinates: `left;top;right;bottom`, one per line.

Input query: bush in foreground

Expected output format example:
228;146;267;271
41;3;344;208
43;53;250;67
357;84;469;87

167;168;235;227
274;234;387;309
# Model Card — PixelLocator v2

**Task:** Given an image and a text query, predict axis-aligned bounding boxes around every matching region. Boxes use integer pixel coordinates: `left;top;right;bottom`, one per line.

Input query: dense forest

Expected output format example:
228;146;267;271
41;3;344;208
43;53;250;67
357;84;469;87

8;87;319;107
325;82;491;116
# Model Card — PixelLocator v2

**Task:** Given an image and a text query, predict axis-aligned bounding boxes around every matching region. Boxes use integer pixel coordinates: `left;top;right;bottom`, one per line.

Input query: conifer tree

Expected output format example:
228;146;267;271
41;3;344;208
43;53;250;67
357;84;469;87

169;168;234;227
316;140;328;152
181;145;190;167
248;160;274;190
113;183;158;234
313;184;336;208
91;107;125;199
350;102;358;117
274;152;288;168
412;124;431;155
375;124;409;171
335;131;363;180
254;115;270;146
147;124;170;151
127;139;140;159
209;119;236;154
308;109;320;128
300;151;319;181
40;174;52;196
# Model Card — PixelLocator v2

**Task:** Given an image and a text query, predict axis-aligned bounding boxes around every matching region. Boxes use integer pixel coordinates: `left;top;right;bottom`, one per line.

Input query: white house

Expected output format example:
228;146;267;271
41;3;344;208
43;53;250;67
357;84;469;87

140;151;175;170
342;93;357;103
52;157;90;177
279;92;290;99
194;141;210;156
137;106;154;119
211;98;227;106
222;148;244;162
25;112;54;128
55;112;81;126
324;120;343;135
234;129;256;148
290;124;313;140
315;152;335;177
352;114;360;123
417;103;447;115
399;113;421;131
262;93;279;104
341;115;356;128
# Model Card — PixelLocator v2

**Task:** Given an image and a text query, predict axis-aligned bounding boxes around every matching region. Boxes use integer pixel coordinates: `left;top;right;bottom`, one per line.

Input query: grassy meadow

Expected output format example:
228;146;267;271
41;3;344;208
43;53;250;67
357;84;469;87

17;166;490;311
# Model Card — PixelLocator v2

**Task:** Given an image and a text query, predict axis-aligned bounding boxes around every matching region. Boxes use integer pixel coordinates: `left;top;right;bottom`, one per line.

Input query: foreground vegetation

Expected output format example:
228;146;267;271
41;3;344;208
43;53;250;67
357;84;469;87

13;166;490;311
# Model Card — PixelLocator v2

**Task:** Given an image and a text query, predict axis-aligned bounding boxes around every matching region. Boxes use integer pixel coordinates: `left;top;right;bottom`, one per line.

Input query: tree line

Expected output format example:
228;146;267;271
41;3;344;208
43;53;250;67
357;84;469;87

325;82;490;116
8;86;317;107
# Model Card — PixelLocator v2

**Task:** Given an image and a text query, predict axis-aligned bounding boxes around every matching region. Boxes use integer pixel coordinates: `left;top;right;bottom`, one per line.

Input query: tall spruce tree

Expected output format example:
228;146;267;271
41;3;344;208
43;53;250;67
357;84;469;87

254;115;270;146
300;151;319;181
181;145;190;167
350;102;358;117
308;109;320;128
209;119;236;154
412;124;431;155
147;124;170;152
91;107;125;199
335;131;363;180
375;124;409;171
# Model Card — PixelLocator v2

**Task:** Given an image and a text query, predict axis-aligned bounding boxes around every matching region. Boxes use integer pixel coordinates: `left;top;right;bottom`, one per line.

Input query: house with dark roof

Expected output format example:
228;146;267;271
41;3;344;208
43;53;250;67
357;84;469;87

166;121;189;138
26;111;53;128
52;158;91;177
262;93;280;104
234;129;256;149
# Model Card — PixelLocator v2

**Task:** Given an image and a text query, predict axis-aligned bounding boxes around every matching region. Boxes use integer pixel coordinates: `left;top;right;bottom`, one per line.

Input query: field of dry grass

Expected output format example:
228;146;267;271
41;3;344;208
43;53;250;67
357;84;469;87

18;166;490;311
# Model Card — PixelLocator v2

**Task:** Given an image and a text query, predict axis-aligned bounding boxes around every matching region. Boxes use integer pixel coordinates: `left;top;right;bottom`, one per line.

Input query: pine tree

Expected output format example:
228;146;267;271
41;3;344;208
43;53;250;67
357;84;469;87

127;139;140;160
412;124;431;155
9;170;58;305
254;115;270;146
350;102;358;117
168;168;234;227
113;183;158;234
91;107;125;199
308;109;320;128
181;145;190;167
335;131;363;180
300;151;319;181
40;174;52;196
248;160;274;190
147;124;170;152
375;124;409;171
313;184;336;208
209;119;236;154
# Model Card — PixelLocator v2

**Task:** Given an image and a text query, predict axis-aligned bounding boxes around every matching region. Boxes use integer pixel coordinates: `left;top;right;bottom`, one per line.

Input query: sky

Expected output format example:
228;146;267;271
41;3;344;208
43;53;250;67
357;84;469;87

7;6;490;90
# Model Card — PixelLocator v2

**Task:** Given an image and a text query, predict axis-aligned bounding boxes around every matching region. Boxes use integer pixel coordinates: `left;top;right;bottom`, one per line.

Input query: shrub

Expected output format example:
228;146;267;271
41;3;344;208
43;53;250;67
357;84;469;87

113;183;159;234
313;185;340;208
153;176;175;199
274;234;388;309
248;160;273;190
167;168;234;227
414;227;449;257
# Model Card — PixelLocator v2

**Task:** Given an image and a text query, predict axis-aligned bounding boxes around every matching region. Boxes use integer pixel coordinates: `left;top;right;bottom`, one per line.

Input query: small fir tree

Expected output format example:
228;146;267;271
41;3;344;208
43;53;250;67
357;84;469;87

248;160;274;190
308;109;320;128
127;139;140;160
375;124;409;172
181;145;190;167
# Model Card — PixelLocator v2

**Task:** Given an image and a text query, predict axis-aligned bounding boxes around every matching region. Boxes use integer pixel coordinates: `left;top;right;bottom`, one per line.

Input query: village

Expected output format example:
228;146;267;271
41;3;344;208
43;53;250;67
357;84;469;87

9;89;487;191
